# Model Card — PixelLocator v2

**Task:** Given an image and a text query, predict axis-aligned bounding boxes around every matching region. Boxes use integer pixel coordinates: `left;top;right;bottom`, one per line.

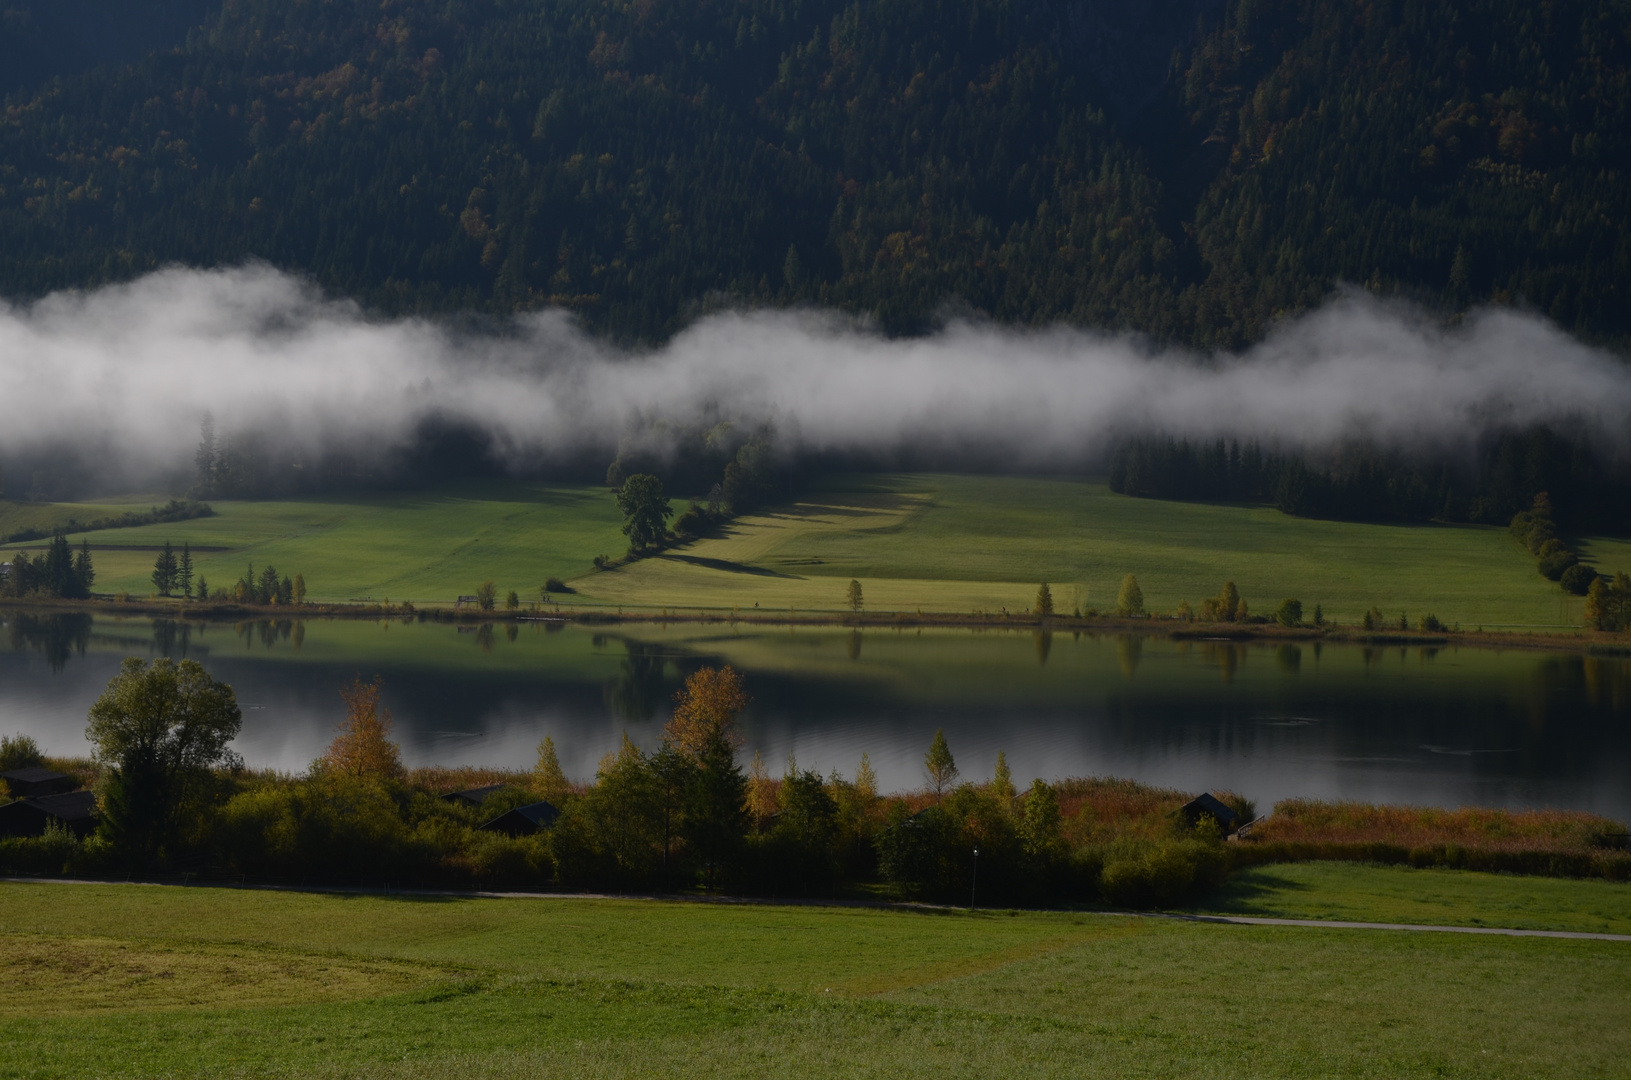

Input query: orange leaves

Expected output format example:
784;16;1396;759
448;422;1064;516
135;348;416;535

664;666;748;760
325;677;403;780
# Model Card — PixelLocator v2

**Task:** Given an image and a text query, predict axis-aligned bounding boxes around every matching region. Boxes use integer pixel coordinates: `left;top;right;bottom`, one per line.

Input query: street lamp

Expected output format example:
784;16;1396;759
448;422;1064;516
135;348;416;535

970;846;979;910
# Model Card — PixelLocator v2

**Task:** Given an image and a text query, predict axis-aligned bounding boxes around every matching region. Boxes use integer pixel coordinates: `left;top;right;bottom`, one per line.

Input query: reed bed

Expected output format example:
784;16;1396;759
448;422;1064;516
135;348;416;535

1240;799;1631;879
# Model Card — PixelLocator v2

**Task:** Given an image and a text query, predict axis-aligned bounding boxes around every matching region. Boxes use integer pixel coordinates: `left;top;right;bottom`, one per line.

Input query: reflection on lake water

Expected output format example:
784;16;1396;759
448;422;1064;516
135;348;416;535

3;609;1629;823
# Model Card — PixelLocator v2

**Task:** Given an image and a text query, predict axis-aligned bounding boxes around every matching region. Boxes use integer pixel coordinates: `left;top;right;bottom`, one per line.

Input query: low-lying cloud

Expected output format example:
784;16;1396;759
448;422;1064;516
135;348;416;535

2;264;1628;483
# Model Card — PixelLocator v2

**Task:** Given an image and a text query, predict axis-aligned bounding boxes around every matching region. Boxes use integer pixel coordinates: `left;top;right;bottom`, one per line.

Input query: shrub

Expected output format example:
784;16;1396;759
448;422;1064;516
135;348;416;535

1275;599;1302;627
1561;564;1598;596
1098;837;1229;909
475;581;497;611
0;733;45;771
1539;549;1578;581
505;590;520;610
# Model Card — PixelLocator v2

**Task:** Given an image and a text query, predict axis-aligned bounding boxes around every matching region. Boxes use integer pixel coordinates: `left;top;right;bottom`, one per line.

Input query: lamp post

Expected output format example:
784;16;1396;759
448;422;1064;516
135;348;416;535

970;846;979;910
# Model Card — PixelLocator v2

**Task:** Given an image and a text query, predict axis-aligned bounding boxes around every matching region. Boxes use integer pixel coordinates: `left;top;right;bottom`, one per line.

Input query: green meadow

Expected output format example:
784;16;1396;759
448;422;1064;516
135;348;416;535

0;874;1628;1079
5;474;1626;627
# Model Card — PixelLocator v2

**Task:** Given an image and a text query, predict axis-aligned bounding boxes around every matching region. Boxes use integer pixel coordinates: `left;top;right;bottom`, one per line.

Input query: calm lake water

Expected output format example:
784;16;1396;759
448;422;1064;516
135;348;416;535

4;609;1629;823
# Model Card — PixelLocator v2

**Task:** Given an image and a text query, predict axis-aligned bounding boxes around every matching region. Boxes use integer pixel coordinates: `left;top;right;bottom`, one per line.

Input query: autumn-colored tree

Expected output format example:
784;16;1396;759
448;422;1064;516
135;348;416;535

325;677;402;779
533;735;569;802
747;749;777;826
293;573;306;605
665;666;749;760
1019;778;1063;859
924;728;958;804
853;752;878;803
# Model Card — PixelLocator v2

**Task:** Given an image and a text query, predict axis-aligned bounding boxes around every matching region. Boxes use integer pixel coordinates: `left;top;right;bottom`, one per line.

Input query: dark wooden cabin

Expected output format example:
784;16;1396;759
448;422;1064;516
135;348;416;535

0;790;99;838
1179;792;1241;835
1;768;76;798
478;801;560;837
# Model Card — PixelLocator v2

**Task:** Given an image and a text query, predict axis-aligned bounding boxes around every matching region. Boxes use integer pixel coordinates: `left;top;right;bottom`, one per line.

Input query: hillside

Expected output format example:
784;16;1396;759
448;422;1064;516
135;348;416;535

0;0;1627;346
7;475;1623;626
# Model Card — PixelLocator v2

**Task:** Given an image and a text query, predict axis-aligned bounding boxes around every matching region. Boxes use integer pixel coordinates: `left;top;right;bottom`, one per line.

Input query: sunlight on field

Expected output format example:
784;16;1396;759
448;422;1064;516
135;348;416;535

2;474;1614;626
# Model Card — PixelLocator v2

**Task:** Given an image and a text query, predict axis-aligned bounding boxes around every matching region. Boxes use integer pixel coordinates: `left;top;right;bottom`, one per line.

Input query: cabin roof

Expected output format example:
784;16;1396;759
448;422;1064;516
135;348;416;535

442;784;508;805
0;789;98;824
0;767;70;785
478;800;560;834
1180;792;1240;827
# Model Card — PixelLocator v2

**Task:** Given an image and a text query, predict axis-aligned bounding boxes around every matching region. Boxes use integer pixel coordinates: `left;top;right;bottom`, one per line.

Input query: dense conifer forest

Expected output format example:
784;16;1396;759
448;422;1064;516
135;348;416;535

1;0;1628;346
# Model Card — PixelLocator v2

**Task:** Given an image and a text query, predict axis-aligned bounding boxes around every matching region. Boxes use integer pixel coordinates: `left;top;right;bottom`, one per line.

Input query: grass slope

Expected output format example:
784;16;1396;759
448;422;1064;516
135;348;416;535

583;475;1593;627
2;474;1616;626
0;877;1628;1078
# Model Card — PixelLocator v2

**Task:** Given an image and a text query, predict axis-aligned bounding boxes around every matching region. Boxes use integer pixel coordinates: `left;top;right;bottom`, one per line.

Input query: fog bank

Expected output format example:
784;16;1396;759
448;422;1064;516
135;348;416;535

1;264;1627;483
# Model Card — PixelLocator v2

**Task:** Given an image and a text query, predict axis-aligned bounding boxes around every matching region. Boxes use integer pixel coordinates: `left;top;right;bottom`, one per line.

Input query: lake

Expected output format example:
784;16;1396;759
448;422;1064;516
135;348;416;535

4;609;1629;823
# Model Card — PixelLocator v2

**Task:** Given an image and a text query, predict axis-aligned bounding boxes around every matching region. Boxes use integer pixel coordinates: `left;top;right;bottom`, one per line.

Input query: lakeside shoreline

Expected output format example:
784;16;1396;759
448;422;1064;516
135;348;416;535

3;595;1622;656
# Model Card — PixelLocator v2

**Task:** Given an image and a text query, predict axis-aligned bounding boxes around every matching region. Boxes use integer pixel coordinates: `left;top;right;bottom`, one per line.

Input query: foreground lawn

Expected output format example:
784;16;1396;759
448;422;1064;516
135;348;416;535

1;877;1629;1078
3;474;1616;626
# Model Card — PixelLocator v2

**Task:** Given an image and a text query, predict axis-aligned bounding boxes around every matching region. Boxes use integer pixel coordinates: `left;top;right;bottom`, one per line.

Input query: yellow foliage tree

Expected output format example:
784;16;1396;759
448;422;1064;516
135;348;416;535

664;666;748;760
325;677;402;779
533;735;569;802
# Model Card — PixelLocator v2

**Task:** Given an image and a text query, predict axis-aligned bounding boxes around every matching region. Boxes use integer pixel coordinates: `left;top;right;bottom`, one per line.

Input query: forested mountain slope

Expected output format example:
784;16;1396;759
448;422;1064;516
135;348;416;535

1;0;1627;346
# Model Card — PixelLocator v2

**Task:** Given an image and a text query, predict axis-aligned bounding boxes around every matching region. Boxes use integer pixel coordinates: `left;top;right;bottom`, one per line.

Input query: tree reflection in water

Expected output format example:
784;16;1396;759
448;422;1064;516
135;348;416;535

5;612;92;672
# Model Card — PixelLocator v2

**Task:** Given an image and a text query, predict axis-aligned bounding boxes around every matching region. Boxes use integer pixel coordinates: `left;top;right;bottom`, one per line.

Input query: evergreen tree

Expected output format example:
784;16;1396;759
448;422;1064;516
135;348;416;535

991;750;1015;807
847;579;864;612
73;539;94;596
151;541;177;596
1035;582;1054;617
177;543;193;599
533;735;570;802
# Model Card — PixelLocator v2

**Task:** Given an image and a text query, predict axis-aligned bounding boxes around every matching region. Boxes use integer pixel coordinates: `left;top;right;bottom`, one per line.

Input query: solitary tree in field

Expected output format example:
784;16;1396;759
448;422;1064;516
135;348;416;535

615;473;672;551
324;677;402;779
87;658;242;866
1035;582;1054;617
924;729;958;805
847;579;863;612
1116;574;1144;617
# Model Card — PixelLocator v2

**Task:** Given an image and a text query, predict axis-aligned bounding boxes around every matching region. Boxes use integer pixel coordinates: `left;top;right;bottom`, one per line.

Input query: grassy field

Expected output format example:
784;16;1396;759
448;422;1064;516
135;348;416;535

1202;862;1631;935
4;474;1627;627
0;874;1628;1078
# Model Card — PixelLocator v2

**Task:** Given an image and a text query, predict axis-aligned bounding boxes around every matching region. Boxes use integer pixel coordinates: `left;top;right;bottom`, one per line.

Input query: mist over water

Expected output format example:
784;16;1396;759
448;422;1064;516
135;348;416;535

2;264;1628;485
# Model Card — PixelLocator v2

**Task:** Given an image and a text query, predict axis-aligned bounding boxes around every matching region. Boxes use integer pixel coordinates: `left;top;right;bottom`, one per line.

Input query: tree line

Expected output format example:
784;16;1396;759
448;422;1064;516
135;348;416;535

1109;428;1631;532
0;0;1626;349
3;533;94;599
1;660;1249;908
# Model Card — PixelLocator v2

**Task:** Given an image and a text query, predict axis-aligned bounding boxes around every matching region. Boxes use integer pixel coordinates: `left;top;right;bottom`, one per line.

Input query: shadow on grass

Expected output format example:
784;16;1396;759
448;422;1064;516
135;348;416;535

659;554;798;578
1196;868;1316;913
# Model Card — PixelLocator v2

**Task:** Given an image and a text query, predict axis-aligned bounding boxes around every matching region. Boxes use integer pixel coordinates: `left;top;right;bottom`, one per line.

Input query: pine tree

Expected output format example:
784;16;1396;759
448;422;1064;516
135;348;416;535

1034;581;1054;616
177;543;193;599
195;574;208;602
151;541;177;596
73;540;94;597
846;578;863;612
